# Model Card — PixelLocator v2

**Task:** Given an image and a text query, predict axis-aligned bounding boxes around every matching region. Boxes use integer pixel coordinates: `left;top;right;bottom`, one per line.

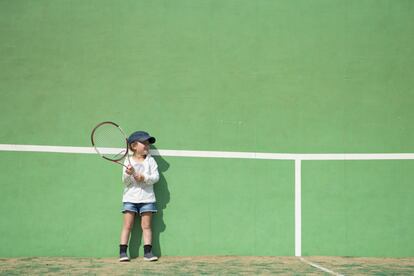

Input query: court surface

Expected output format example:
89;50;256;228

1;256;414;275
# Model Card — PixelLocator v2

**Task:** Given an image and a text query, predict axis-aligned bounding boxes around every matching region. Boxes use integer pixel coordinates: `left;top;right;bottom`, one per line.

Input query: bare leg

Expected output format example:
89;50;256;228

141;212;152;245
120;211;135;245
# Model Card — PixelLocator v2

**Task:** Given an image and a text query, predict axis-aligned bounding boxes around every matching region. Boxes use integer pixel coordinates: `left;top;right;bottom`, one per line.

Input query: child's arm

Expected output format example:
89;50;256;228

141;157;160;186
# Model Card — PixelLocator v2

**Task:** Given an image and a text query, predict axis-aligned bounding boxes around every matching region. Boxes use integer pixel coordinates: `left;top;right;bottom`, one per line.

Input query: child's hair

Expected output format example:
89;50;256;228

128;141;137;152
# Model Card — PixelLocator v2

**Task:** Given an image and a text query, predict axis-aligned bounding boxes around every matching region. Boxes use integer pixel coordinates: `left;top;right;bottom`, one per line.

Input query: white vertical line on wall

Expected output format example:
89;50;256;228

295;159;302;257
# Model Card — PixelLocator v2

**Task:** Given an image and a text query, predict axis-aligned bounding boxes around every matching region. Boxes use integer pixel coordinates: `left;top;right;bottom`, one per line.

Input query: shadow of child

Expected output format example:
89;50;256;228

129;146;170;258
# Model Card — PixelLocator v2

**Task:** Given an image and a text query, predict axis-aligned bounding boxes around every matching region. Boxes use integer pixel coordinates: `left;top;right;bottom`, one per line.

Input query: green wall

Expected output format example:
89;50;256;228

0;0;413;257
302;160;414;257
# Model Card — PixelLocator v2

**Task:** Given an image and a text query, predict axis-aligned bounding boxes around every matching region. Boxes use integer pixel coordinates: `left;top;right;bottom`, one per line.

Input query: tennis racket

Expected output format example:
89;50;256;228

90;121;132;169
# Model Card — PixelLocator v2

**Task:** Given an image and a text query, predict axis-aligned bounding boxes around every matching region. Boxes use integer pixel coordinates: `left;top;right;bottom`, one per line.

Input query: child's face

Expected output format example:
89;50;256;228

131;140;150;155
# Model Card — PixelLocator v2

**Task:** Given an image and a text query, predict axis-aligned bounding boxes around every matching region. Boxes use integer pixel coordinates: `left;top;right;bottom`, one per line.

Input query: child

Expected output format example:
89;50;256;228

119;130;160;262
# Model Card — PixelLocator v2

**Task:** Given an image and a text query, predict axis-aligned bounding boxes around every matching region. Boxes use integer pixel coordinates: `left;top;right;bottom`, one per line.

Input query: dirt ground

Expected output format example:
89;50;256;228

1;256;413;275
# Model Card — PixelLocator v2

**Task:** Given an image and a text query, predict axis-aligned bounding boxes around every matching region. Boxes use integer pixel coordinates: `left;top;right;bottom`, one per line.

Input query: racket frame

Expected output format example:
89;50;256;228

90;121;131;168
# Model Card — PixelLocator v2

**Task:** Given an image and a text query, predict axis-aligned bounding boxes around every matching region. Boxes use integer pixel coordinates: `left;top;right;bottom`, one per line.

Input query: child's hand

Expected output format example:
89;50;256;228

133;173;145;182
125;165;134;175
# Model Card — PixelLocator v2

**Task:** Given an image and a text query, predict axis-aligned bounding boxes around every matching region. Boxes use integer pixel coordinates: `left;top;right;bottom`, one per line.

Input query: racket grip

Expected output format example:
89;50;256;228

124;164;137;176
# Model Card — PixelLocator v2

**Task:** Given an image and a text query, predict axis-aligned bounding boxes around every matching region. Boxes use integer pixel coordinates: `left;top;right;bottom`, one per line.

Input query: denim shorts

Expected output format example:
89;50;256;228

122;202;157;215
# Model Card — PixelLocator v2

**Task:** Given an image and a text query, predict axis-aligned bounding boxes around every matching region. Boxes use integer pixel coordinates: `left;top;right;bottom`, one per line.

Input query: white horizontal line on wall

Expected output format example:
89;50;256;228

1;144;414;160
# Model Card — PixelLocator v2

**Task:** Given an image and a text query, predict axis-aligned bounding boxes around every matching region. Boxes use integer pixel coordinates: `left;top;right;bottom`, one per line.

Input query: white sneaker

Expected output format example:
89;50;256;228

143;252;158;261
119;252;130;262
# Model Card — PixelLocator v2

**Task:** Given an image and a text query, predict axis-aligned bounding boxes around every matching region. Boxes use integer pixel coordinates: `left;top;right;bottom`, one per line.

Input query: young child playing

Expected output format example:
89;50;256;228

119;130;160;262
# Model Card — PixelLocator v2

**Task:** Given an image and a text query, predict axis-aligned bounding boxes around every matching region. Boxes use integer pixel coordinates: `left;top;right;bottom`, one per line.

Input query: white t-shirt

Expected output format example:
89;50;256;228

121;155;159;203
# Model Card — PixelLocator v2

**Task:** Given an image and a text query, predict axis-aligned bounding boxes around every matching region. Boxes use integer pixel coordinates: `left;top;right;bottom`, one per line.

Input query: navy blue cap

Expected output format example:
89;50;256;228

127;131;156;144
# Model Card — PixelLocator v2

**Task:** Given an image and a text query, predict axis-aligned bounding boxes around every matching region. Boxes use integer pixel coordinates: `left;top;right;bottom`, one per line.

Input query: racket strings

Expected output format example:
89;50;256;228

92;124;128;161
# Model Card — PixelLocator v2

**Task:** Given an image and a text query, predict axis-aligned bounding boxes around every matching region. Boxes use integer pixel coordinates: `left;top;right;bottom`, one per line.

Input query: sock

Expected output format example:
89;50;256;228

144;244;152;254
120;244;128;254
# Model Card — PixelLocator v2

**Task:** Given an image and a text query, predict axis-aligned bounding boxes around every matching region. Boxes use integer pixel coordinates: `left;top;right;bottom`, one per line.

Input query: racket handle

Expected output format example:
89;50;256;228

124;163;139;177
